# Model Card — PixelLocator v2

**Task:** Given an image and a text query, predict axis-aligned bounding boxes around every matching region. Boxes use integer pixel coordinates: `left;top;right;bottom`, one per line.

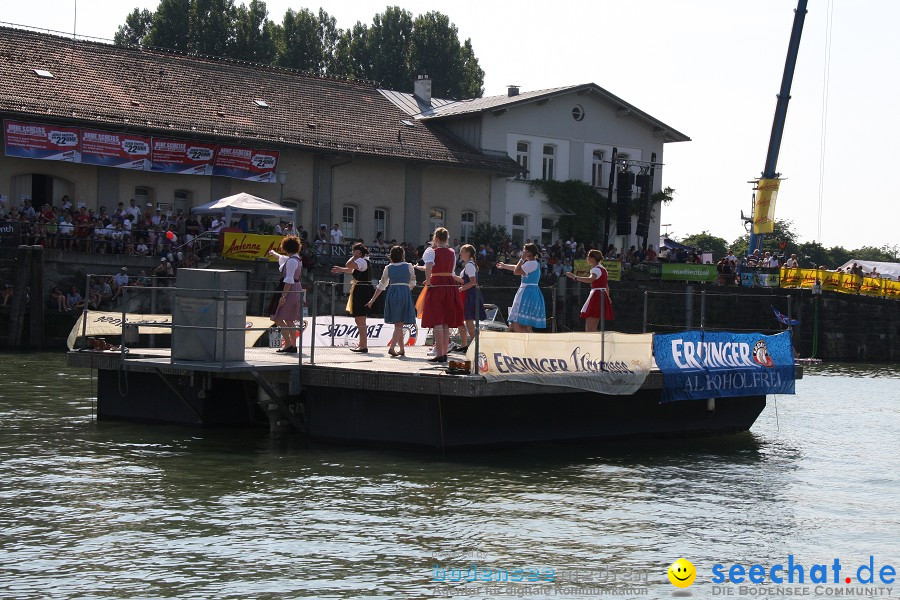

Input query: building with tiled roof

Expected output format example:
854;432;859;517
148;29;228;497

0;25;517;245
382;82;690;251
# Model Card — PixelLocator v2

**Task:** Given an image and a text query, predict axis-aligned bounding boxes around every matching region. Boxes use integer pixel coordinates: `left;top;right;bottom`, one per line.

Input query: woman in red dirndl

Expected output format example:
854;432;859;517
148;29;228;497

421;227;464;362
566;249;614;331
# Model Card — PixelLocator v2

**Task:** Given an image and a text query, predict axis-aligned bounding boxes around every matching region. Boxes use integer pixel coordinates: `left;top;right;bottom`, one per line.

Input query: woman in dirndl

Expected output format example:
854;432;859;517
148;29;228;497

497;242;546;333
451;243;485;352
331;242;373;352
365;245;416;357
566;248;614;331
421;227;464;362
268;236;303;353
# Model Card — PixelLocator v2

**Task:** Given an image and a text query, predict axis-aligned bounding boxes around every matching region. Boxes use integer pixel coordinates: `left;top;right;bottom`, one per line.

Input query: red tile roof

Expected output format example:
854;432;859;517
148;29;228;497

0;26;518;172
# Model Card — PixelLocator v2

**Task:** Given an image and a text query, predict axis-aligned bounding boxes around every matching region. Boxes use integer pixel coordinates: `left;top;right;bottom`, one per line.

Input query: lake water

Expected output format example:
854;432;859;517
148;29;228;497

0;353;898;599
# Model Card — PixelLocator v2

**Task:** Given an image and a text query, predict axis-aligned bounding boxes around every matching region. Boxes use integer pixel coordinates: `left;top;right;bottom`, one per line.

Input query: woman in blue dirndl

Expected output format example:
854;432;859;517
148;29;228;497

452;243;485;352
497;242;546;332
366;246;417;357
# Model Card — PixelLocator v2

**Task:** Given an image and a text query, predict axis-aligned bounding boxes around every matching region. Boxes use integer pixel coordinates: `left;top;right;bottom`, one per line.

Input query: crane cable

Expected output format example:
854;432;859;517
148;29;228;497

816;0;834;243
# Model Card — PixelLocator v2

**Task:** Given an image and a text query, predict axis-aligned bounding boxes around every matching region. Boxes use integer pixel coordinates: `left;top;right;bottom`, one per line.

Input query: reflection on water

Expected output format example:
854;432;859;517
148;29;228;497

0;354;898;598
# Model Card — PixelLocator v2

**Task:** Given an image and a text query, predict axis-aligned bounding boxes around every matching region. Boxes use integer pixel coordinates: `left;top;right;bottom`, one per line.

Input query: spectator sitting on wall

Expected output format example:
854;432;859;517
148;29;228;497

89;278;112;309
111;267;130;300
49;286;69;312
67;286;84;310
0;283;12;306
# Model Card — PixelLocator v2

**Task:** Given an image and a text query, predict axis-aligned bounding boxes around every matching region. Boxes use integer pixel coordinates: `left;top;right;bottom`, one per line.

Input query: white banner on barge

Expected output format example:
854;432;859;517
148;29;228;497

467;331;653;395
67;312;427;350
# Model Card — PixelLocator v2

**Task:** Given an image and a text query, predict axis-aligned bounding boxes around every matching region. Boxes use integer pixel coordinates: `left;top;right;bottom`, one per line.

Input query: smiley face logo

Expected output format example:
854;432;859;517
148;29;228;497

667;558;696;588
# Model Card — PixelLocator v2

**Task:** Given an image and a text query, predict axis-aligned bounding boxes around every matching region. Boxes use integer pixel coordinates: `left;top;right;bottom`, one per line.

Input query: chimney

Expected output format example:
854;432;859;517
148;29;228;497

414;74;432;104
507;85;519;97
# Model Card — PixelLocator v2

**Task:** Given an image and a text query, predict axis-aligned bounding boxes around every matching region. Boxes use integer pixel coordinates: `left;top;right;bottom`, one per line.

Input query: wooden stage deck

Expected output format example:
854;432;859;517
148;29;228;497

67;345;671;397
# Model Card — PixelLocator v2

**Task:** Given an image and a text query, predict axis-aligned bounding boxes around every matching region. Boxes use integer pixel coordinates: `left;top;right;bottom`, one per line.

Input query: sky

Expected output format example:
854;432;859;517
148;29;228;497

3;0;898;250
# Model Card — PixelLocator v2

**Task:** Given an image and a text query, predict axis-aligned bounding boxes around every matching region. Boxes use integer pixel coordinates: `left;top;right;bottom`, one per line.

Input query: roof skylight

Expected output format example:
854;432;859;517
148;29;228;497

33;69;54;79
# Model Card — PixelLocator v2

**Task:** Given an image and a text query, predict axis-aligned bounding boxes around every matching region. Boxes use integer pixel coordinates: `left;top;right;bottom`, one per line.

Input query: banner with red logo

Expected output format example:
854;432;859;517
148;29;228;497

81;129;152;169
150;138;216;175
213;145;279;182
4;120;80;162
466;331;652;394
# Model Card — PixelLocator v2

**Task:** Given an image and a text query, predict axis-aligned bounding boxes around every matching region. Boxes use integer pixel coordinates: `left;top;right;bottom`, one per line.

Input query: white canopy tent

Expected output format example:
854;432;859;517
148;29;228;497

836;260;900;281
190;192;294;225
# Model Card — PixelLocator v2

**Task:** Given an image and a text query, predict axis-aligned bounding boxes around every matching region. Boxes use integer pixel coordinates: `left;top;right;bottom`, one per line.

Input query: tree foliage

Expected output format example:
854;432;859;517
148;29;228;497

114;8;154;46
730;219;799;257
143;0;190;51
470;222;509;251
530;179;605;245
678;231;729;261
115;1;484;98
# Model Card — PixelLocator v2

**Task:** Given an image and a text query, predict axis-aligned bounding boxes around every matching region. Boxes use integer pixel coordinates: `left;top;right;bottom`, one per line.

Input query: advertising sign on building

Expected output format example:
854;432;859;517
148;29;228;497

81;129;152;169
150;138;217;175
213;145;279;182
4;120;80;162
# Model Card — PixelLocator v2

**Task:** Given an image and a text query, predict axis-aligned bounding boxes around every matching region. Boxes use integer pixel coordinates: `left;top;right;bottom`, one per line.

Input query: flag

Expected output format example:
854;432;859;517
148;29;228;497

772;305;800;326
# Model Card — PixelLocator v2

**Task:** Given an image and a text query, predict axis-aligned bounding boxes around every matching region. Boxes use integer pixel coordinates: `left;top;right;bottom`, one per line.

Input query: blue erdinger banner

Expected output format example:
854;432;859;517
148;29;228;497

653;331;795;402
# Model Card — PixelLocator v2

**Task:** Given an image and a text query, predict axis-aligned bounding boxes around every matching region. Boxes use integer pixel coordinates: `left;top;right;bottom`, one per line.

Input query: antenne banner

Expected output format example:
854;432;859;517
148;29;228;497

467;331;652;394
653;330;795;402
4;119;80;162
221;232;284;261
81;129;152;170
753;178;780;234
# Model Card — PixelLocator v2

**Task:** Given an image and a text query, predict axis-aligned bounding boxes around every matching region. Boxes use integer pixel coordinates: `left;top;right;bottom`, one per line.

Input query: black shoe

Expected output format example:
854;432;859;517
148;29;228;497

276;346;297;353
428;355;448;363
349;347;368;353
451;345;469;353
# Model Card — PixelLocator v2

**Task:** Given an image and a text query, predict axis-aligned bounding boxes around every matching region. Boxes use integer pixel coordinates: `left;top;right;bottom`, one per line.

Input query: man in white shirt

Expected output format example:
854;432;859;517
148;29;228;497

210;216;223;232
785;253;799;268
126;198;142;222
330;223;343;245
151;210;162;227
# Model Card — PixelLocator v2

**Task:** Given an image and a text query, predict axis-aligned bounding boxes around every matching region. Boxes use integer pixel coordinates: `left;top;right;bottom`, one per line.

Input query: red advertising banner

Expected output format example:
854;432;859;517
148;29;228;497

150;138;216;175
4;120;80;162
81;129;152;169
213;145;279;182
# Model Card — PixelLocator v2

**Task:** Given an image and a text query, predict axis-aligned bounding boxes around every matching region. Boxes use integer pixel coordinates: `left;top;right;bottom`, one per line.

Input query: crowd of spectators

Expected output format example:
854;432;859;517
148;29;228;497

1;196;223;259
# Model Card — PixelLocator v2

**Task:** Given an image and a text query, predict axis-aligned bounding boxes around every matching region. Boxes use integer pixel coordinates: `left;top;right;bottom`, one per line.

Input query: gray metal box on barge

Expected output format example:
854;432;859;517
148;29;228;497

172;269;249;362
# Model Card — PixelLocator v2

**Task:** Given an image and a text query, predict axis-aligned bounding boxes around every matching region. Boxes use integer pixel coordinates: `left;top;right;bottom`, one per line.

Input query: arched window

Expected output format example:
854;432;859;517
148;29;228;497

542;145;556;180
374;208;388;242
591;151;604;187
174;189;193;215
460;211;476;243
342;205;356;239
512;214;527;247
515;141;530;179
135;186;154;209
429;208;445;233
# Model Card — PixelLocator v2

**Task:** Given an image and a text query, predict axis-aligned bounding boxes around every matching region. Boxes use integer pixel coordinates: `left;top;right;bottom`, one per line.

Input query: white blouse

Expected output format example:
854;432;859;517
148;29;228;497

376;263;416;291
